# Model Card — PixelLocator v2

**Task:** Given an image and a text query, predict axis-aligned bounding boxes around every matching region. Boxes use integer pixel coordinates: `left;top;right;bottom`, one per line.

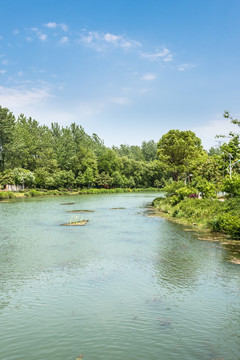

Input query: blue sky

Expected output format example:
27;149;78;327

0;0;239;149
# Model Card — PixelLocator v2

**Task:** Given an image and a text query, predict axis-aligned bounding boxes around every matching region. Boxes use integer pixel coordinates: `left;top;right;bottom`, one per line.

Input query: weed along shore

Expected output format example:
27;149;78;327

153;196;240;239
152;196;240;263
0;187;161;201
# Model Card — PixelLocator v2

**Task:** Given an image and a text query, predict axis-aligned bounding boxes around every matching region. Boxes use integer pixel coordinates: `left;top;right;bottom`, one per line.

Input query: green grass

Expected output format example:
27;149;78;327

78;187;161;194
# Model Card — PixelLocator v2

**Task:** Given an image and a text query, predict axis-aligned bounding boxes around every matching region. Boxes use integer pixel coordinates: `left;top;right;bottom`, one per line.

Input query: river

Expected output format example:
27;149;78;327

0;192;239;360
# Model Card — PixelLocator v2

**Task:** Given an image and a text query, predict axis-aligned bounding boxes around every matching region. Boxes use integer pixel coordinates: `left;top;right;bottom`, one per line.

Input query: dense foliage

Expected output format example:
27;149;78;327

0;106;166;189
0;106;239;196
1;105;240;238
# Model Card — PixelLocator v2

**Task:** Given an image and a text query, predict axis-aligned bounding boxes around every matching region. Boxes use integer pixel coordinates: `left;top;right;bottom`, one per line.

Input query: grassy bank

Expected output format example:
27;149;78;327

0;187;161;200
153;197;240;240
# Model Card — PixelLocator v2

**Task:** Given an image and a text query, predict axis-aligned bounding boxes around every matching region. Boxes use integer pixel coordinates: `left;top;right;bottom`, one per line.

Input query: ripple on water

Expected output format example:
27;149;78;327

0;193;240;360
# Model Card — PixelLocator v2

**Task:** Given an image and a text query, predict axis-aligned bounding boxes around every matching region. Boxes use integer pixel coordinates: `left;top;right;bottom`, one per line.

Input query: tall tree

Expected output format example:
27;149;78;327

157;130;204;181
0;106;15;170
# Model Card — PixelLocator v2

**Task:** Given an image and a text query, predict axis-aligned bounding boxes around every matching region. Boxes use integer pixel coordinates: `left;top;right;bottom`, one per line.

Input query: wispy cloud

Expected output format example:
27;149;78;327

141;73;156;81
178;63;196;71
44;22;68;32
45;22;57;29
38;34;47;41
141;48;173;62
0;69;7;75
29;28;48;42
0;85;52;108
60;36;69;44
79;30;141;51
12;29;19;35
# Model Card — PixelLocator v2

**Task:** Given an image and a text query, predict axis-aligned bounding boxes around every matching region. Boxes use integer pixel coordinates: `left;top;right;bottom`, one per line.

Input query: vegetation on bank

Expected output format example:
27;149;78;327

0;106;239;193
152;111;240;240
153;196;240;239
0;187;161;200
0;105;240;239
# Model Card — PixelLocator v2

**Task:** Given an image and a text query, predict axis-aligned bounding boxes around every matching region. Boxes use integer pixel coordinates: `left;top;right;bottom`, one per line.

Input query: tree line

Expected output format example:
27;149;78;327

0;106;239;193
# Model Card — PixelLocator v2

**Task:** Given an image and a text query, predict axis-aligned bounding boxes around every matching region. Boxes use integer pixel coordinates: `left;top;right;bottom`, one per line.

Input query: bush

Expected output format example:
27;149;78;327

29;189;42;197
0;191;15;200
163;180;185;197
223;176;240;197
209;214;240;238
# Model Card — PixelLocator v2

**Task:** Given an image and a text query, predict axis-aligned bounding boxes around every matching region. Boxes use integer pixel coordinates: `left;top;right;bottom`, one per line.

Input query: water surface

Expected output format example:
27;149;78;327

0;193;240;360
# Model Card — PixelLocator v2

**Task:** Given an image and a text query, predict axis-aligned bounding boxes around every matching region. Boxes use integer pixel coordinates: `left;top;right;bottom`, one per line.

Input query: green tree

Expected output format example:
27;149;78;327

95;172;113;188
0;106;15;170
97;149;120;175
8;114;55;171
141;140;157;162
112;171;126;188
157;130;204;181
223;175;240;197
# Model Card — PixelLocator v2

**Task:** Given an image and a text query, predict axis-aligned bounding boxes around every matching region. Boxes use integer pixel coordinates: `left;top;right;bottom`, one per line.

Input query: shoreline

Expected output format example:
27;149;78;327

0;187;162;201
148;206;240;264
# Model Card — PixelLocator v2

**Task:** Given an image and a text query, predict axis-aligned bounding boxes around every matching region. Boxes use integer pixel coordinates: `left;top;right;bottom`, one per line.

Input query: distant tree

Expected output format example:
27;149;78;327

141;140;157;162
208;146;221;156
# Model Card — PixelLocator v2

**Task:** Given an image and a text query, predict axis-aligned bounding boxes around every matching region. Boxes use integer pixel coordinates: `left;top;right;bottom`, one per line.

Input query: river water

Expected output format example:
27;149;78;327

0;192;239;360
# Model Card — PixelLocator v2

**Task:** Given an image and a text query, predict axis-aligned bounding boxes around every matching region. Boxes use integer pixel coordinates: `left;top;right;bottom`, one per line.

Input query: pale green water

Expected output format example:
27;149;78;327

0;193;240;360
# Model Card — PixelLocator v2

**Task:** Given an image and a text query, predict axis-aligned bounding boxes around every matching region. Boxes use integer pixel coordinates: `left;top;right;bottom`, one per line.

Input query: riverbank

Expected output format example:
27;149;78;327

152;196;240;240
0;187;161;201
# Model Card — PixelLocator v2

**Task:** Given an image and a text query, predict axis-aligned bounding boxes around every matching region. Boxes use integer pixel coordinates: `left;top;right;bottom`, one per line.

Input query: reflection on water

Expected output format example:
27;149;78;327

0;193;240;360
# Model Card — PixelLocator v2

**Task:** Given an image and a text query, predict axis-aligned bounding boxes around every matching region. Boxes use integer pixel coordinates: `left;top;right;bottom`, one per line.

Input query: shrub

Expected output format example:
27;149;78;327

223;176;240;197
29;189;42;197
209;214;240;238
0;192;9;200
0;191;15;200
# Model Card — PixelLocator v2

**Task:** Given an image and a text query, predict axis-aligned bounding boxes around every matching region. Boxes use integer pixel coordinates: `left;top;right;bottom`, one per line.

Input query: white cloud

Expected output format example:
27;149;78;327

29;28;48;42
2;59;8;65
38;33;47;41
0;69;6;74
178;63;196;71
163;54;173;62
79;30;141;51
142;73;156;81
141;48;173;62
60;23;68;32
44;22;68;32
60;36;69;44
104;33;120;43
0;85;52;108
13;29;19;35
18;71;23;77
45;22;57;29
